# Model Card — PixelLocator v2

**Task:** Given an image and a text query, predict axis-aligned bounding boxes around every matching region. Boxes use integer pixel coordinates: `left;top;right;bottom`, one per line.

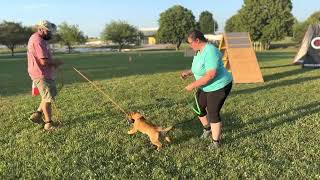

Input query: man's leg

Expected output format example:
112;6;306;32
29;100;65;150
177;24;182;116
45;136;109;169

36;79;57;130
42;101;52;123
29;99;44;124
42;100;53;130
37;101;43;112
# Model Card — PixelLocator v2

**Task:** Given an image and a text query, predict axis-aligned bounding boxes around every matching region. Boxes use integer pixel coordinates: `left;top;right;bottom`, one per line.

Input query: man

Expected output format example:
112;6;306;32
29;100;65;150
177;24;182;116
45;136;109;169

28;20;63;130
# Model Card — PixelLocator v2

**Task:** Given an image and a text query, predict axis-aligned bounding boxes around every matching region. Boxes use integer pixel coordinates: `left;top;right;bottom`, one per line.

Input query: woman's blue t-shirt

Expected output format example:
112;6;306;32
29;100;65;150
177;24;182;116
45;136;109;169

191;43;232;92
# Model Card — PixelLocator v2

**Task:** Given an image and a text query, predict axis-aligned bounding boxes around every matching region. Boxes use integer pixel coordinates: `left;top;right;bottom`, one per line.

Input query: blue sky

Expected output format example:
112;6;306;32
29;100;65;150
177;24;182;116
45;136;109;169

0;0;319;37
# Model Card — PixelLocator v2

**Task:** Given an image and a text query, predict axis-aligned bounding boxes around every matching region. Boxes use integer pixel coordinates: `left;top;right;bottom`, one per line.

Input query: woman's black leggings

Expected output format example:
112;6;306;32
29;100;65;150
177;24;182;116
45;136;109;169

196;82;232;123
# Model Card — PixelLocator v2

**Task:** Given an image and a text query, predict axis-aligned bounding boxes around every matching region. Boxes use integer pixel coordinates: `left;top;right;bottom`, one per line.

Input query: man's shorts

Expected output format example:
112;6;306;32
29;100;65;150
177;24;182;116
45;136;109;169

33;79;57;103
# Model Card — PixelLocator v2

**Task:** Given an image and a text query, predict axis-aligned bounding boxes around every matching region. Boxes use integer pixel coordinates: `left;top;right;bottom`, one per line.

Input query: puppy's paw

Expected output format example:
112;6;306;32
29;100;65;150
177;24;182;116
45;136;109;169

127;129;136;135
165;137;171;143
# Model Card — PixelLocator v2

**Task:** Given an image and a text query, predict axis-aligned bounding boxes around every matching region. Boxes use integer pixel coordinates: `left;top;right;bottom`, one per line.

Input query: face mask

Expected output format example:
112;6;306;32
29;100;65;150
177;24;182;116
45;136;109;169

42;32;52;41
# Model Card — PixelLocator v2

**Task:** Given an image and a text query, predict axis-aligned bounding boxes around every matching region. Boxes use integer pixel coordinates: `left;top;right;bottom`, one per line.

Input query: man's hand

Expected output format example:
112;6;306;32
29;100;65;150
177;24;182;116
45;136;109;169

53;59;64;68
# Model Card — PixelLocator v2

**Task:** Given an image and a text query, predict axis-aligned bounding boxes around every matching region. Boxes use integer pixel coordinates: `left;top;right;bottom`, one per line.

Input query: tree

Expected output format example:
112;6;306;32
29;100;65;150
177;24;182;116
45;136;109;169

307;11;320;24
58;22;86;53
224;14;244;32
135;31;145;46
226;0;295;49
101;21;140;52
0;21;33;56
198;11;218;34
157;5;196;50
292;21;309;42
292;11;320;42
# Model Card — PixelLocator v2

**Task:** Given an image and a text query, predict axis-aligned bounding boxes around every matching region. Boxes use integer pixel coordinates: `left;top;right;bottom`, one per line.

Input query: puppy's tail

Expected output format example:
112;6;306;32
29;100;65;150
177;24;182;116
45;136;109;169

156;126;173;132
157;126;173;143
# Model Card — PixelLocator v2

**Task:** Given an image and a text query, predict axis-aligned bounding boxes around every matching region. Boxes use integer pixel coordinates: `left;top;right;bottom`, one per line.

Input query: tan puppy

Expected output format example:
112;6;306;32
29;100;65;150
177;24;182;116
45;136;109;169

127;112;172;151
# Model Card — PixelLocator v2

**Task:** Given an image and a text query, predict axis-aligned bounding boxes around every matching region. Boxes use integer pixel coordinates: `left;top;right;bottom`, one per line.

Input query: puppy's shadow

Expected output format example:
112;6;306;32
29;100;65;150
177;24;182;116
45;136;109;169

155;97;176;108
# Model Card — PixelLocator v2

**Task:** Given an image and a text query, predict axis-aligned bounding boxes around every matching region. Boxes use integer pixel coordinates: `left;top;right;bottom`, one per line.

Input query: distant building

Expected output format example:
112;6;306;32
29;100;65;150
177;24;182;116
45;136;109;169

85;40;106;46
204;34;223;42
139;27;158;45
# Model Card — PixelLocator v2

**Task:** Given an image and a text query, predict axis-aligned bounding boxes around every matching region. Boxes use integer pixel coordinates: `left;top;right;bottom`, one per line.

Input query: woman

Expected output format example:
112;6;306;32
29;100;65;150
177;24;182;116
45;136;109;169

181;30;232;148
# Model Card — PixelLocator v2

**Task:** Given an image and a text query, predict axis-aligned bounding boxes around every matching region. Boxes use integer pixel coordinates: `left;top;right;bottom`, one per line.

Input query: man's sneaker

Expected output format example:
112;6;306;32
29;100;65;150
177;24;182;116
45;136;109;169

44;123;56;131
29;111;43;124
200;129;212;139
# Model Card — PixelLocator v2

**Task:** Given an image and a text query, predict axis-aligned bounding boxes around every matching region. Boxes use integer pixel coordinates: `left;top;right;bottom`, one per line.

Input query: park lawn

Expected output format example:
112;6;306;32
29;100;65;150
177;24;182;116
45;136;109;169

0;50;319;179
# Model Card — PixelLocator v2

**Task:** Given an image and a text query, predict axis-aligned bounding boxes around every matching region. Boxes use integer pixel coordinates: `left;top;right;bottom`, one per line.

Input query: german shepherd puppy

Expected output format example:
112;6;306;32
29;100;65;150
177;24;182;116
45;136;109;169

127;112;172;151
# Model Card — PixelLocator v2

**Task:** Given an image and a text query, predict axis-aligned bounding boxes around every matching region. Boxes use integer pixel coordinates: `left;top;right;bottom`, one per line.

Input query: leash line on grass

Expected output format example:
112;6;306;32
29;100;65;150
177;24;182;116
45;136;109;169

52;102;62;125
72;66;128;117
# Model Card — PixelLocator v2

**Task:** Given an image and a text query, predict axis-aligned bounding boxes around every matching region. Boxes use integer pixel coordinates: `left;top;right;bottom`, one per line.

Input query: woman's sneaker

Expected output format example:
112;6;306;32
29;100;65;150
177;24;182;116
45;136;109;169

208;140;220;149
200;129;212;139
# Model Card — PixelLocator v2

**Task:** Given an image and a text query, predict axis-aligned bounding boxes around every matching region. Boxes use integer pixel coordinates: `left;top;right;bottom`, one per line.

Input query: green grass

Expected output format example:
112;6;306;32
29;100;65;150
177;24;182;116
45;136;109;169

0;47;27;55
0;50;319;179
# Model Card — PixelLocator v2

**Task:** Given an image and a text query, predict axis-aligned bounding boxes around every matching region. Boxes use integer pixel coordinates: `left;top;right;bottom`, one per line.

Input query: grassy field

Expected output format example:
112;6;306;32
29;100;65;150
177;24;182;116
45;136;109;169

0;50;319;179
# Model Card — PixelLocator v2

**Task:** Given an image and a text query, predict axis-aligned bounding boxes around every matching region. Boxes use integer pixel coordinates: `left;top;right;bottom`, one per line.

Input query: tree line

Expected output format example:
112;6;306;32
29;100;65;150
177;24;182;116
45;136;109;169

101;6;218;51
225;0;320;50
0;21;87;56
1;1;319;55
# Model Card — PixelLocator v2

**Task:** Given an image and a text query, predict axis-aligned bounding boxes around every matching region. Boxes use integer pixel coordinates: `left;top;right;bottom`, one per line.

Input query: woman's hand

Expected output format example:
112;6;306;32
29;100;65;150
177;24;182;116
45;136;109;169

180;70;192;80
185;83;194;92
184;70;216;92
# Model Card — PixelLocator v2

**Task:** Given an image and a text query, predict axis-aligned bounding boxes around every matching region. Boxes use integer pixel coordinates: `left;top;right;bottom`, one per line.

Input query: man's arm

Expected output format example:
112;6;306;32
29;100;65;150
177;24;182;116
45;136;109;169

38;58;63;68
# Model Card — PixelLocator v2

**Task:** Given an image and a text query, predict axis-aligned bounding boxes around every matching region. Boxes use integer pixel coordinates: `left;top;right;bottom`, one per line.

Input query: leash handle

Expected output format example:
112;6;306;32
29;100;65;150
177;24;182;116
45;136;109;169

187;92;201;115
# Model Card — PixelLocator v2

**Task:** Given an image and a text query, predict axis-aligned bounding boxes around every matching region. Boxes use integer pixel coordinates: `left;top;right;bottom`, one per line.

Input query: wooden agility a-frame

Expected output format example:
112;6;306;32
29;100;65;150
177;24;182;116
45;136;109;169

219;32;264;83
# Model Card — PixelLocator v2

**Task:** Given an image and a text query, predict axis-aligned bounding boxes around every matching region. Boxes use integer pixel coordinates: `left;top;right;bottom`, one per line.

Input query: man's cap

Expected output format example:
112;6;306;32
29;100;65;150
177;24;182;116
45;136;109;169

36;20;57;33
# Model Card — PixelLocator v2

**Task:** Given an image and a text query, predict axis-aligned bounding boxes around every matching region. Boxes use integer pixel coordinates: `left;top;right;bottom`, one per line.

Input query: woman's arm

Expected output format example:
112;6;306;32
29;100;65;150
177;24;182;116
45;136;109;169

185;69;216;91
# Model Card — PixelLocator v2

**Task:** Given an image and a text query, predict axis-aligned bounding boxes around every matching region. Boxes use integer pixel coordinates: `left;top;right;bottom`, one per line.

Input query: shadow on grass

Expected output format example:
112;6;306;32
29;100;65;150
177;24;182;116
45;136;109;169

263;68;316;82
233;76;320;95
171;112;238;145
261;64;295;69
170;117;202;145
269;43;298;49
256;51;295;62
224;101;320;144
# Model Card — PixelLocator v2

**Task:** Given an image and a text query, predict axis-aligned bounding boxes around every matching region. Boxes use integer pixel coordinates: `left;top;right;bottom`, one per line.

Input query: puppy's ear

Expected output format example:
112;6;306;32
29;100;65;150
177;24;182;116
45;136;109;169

136;113;145;120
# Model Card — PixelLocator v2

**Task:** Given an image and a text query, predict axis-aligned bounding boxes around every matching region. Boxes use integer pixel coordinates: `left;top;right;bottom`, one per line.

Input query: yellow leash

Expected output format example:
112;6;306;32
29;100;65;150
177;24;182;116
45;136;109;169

72;67;128;117
52;102;62;125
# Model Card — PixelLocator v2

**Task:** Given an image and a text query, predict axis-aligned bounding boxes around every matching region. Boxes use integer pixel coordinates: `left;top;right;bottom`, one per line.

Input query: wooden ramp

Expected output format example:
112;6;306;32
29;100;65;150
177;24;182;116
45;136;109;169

219;32;264;83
